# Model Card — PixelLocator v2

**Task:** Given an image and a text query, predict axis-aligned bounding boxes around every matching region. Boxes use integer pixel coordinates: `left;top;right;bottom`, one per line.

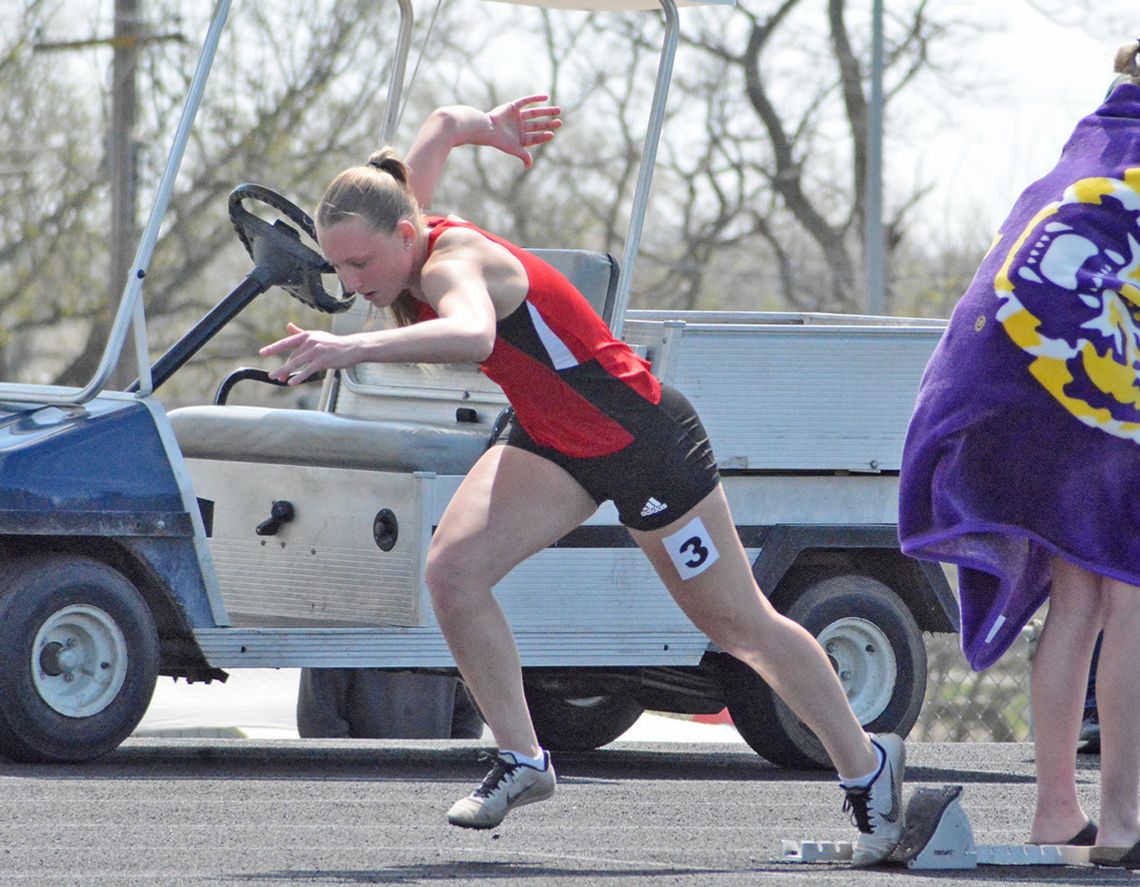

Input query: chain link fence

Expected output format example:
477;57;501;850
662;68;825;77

911;622;1042;742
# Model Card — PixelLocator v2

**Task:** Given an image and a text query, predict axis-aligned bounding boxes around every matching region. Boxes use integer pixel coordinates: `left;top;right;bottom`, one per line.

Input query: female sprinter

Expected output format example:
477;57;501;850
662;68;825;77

260;95;905;866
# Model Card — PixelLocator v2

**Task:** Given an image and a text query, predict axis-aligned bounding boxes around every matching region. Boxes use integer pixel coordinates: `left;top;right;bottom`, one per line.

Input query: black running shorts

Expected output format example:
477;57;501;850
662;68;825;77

504;384;720;532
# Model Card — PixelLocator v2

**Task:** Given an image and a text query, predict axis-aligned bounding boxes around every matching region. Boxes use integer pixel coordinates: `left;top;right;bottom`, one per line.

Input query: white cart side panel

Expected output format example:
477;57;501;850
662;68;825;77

493;546;757;633
184;459;426;627
720;474;901;524
423;473;754;637
625;320;941;472
191;627;712;669
425;474;902;527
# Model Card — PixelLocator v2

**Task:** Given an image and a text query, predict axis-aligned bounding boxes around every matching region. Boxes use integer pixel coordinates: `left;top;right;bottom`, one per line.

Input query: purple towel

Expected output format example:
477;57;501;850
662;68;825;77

899;82;1140;670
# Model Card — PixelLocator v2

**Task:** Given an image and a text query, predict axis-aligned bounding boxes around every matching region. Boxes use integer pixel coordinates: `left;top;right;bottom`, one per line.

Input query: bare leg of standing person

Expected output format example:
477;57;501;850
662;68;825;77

1031;557;1140;856
1029;557;1102;844
1090;574;1140;856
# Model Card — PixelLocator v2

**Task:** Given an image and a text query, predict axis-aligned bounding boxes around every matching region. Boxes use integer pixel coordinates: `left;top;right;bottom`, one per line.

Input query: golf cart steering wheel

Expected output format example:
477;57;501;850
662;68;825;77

227;183;355;314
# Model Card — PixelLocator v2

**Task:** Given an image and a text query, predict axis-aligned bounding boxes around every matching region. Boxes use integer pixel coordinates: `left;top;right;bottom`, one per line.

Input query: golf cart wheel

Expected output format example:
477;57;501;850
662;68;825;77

0;554;160;763
720;573;927;770
524;680;644;751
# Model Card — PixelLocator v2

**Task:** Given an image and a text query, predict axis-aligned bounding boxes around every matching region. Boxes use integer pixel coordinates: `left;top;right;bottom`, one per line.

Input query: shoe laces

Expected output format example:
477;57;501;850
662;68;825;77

473;752;519;799
843;786;874;834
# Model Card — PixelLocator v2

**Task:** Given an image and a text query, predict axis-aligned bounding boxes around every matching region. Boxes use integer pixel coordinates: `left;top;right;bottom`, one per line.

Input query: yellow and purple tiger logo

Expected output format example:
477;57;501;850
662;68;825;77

995;169;1140;442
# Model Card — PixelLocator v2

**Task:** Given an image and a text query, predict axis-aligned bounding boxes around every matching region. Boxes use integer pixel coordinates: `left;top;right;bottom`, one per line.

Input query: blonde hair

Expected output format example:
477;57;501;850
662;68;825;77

317;147;424;327
1111;39;1140;88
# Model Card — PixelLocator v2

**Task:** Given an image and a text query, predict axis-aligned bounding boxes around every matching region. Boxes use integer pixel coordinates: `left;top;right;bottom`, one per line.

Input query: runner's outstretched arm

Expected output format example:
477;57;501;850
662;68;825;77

404;95;561;208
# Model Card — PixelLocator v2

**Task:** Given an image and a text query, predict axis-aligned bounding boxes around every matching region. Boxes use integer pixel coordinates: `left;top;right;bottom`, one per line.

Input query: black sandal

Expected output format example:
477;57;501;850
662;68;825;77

1091;838;1140;868
1065;820;1098;846
1028;820;1097;847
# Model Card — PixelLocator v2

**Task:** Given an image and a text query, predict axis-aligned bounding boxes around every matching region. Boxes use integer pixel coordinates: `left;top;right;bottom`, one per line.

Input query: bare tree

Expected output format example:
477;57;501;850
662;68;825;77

0;0;107;381
3;0;984;398
406;1;978;315
2;0;466;397
663;0;964;312
1025;0;1135;39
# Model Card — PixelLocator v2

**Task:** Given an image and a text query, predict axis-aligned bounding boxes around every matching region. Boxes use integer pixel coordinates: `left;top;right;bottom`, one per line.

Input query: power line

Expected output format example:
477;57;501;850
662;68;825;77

33;31;184;53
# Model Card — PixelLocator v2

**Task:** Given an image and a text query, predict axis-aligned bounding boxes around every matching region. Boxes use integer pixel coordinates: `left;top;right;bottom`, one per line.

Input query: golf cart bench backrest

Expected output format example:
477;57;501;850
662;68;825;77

168;249;619;474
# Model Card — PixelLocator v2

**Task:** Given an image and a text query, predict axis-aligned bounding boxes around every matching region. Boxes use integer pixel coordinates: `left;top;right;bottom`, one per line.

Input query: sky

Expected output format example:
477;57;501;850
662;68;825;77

912;1;1134;240
12;0;1133;250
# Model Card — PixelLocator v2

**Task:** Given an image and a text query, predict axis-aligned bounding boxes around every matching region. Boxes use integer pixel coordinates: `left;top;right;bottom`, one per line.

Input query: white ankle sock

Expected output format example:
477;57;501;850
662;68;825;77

839;741;885;789
501;748;546;770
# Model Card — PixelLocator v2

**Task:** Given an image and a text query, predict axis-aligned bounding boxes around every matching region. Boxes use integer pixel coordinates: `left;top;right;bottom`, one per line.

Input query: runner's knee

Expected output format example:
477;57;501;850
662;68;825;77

424;543;488;618
709;609;809;671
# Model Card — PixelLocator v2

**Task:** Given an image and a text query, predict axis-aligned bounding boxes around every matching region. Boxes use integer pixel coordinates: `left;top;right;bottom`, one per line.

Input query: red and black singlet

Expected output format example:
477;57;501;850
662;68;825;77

417;216;661;459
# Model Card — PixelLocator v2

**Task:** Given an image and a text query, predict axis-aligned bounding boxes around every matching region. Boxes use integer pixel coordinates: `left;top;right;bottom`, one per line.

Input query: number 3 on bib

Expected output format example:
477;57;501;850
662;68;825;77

662;516;720;580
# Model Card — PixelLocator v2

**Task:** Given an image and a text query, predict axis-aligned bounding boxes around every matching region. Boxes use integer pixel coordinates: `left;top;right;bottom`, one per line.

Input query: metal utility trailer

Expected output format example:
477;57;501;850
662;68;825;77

0;0;956;768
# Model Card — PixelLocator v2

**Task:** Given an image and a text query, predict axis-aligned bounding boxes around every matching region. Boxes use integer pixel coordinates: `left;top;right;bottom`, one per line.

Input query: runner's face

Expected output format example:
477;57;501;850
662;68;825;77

318;216;414;307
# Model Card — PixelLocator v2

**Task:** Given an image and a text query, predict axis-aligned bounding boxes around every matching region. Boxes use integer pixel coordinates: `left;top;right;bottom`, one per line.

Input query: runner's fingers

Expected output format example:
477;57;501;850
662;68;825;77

523;130;556;148
259;332;305;356
513;93;551;110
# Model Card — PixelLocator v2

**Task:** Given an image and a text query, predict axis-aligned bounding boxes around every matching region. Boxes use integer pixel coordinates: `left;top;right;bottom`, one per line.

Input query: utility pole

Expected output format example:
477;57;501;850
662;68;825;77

34;4;182;389
109;0;141;388
866;0;886;316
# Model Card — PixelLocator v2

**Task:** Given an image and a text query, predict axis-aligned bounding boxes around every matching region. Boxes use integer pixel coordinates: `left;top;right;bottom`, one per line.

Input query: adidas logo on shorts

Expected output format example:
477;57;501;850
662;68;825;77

640;497;668;518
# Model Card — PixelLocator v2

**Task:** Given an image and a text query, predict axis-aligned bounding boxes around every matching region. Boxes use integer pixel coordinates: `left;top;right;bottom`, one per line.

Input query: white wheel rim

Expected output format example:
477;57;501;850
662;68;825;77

32;605;128;718
817;617;897;725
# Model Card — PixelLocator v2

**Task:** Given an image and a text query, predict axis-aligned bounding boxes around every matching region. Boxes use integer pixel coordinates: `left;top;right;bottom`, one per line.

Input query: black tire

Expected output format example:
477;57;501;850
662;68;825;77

0;555;160;763
720;573;927;771
523;680;644;751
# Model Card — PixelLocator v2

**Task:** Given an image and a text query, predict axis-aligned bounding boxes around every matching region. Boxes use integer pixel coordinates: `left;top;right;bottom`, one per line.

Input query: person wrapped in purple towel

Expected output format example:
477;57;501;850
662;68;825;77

899;39;1140;864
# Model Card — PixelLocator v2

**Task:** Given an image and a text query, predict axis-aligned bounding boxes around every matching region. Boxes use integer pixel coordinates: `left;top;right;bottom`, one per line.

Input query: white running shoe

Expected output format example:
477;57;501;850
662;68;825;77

447;751;556;829
843;733;905;866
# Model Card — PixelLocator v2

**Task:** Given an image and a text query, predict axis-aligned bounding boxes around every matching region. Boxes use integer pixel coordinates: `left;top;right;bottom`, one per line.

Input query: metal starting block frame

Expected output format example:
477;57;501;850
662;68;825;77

780;786;1092;870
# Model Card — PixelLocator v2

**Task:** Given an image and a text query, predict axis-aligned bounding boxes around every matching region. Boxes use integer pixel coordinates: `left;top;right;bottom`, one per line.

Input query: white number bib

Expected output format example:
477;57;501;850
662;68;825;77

662;516;720;580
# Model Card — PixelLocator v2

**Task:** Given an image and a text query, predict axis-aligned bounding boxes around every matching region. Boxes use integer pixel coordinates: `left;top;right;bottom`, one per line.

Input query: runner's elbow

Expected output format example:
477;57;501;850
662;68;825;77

468;332;495;362
445;327;494;363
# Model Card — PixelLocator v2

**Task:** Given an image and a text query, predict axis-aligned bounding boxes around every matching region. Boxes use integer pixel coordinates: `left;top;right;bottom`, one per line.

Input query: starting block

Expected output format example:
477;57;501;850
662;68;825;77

780;785;1092;869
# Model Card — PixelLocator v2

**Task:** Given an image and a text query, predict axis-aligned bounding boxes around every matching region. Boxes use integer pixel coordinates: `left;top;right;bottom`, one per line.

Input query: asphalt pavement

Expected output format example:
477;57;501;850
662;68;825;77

0;739;1125;886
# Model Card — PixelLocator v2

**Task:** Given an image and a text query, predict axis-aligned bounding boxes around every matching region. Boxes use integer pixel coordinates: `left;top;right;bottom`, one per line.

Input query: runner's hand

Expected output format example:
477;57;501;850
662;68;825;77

260;322;358;386
485;94;562;168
